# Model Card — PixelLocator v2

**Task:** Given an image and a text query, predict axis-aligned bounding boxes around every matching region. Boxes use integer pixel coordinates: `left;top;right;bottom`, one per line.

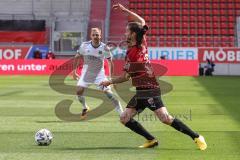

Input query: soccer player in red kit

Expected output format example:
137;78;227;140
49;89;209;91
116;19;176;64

101;3;207;150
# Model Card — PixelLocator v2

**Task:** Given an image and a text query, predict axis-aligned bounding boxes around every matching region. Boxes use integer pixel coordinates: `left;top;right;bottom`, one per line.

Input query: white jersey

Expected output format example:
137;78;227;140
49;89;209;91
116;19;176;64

78;41;111;84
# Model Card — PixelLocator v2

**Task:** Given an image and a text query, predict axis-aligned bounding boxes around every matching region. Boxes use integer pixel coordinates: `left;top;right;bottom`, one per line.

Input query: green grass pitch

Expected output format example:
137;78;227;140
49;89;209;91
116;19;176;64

0;76;239;160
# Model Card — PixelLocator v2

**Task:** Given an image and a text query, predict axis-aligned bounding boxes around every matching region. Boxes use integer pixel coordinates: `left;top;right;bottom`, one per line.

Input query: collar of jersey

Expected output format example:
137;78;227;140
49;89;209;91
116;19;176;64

91;41;101;49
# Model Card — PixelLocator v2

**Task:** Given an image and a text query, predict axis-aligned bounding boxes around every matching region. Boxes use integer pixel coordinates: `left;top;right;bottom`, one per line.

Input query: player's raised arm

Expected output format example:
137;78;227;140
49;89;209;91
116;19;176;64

113;3;145;26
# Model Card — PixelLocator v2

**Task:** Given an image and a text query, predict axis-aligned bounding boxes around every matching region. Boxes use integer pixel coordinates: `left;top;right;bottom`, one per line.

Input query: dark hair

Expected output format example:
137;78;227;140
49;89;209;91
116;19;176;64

127;22;148;47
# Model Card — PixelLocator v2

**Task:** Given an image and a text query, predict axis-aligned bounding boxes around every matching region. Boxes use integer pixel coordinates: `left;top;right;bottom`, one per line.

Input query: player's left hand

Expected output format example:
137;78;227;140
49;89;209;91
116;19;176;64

112;3;127;12
100;81;112;87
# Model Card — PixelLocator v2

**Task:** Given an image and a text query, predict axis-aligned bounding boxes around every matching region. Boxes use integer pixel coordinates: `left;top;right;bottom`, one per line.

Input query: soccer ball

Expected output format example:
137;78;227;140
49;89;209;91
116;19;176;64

35;129;53;146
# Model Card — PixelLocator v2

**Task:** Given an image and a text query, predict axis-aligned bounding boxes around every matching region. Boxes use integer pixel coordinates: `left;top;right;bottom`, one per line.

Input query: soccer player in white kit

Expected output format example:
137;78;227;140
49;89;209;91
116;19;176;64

73;27;123;119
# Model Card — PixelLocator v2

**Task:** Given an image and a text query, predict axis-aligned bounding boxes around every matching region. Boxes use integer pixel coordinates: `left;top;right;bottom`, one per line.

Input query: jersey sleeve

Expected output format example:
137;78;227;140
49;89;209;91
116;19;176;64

78;43;85;55
104;45;112;59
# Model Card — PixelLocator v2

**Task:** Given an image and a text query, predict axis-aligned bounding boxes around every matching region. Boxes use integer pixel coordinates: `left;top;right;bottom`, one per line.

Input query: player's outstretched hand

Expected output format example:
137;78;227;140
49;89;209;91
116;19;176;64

112;3;127;12
100;81;112;87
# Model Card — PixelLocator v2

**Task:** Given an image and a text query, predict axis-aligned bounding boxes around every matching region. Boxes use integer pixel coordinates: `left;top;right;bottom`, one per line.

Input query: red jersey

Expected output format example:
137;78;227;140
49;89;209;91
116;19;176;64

123;36;159;89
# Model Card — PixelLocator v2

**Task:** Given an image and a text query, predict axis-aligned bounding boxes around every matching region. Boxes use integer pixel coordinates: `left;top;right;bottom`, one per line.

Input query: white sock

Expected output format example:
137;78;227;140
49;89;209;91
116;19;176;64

105;91;123;115
77;95;88;109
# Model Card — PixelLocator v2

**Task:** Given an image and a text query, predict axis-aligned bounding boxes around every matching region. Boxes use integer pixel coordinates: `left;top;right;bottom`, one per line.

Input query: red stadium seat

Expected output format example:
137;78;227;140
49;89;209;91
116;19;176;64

220;3;227;9
213;22;219;29
174;29;181;35
182;16;188;22
174;22;180;28
174;9;181;15
159;29;165;35
205;16;212;22
182;29;188;35
198;9;204;15
220;9;226;15
190;9;196;15
167;9;173;15
145;3;150;8
213;16;219;22
159;3;165;9
190;29;196;35
205;9;211;15
190;41;196;47
190;22;196;28
167;22;173;28
228;3;234;9
228;9;235;15
159;9;165;15
205;3;211;9
190;16;196;21
228;29;235;35
213;29;220;35
197;37;205;43
159;22;165;28
129;3;135;9
206;29;212;35
221;36;228;42
182;22;188;28
182;42;189;47
151;22;157;28
167;16;173;21
174;3;180;8
166;42;173;47
221;29;228;35
206;22;212;28
220;16;228;22
229;36;234;42
182;9;188;15
198;29;204;35
206;36;213;43
228;22;235;29
212;9;219;15
229;16;235;22
182;3;188;9
182;36;188;42
144;9;150;15
175;16;181;22
198;22;205;28
152;16;157;21
153;9;159;15
197;16;204;21
190;3;196;9
212;3;219;9
167;29;173;35
236;3;240;9
221;22;227;28
167;3;173;9
144;16;150;21
159;16;165;22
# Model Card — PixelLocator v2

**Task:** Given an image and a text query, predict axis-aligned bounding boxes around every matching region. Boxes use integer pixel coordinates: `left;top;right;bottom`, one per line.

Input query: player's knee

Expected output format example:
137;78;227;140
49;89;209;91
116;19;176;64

120;114;129;125
76;88;84;95
76;90;82;96
161;115;173;125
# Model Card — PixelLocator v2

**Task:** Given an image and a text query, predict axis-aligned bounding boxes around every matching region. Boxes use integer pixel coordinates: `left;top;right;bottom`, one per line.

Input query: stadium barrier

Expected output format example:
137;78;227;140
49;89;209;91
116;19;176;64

0;59;199;76
1;45;240;75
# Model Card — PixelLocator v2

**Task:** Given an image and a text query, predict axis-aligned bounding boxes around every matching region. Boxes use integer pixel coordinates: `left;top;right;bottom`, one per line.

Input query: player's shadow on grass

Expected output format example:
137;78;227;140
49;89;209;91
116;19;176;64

57;146;141;150
56;147;190;151
0;90;23;97
35;120;68;123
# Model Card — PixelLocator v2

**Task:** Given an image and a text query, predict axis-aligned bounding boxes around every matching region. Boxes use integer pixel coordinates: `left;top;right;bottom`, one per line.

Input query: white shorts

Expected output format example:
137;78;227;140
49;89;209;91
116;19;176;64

77;76;111;91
